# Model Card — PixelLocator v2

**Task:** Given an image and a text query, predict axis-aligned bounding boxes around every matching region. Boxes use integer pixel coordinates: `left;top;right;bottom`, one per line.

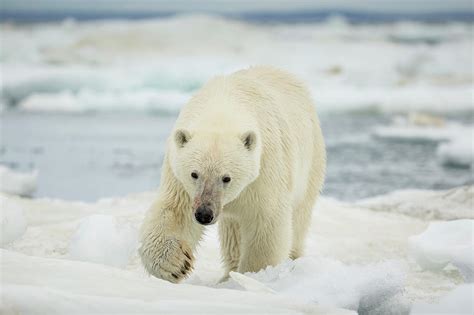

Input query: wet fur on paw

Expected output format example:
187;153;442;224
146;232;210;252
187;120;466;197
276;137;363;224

140;237;194;283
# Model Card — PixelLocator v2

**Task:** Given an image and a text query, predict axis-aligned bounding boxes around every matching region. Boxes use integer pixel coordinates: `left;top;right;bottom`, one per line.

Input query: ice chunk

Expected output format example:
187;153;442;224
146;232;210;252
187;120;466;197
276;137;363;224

221;258;407;313
409;220;474;282
411;284;474;314
69;214;138;268
0;165;37;197
0;195;27;246
437;136;473;169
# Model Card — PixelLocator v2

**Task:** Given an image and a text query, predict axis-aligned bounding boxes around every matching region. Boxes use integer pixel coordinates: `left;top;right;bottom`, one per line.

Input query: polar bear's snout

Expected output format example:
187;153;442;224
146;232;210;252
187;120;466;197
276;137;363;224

195;205;214;225
193;179;222;225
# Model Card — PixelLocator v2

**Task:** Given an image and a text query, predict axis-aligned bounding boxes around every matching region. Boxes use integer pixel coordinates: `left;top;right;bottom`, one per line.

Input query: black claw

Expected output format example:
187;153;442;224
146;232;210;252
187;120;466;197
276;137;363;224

184;252;191;260
184;260;191;270
172;273;179;279
181;268;187;275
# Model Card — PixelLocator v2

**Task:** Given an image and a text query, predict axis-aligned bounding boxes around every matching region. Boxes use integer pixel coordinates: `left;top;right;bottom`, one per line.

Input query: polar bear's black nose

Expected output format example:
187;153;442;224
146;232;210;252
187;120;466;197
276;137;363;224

195;206;214;225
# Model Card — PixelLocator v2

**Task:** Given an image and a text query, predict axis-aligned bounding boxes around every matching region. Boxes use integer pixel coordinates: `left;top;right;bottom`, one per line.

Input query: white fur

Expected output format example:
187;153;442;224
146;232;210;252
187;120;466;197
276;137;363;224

139;66;326;283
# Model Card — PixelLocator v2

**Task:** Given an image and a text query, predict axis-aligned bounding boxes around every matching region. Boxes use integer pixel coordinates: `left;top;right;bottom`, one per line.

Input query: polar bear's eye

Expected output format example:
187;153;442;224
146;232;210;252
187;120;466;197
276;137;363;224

222;176;231;183
191;172;199;179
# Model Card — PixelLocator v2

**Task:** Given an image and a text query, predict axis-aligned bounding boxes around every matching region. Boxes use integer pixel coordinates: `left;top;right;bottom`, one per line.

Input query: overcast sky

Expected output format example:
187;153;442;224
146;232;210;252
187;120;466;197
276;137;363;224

3;0;473;13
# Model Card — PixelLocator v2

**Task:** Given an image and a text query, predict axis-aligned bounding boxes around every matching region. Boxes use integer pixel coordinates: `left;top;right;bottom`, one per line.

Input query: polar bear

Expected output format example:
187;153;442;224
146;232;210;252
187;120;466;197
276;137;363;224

139;66;326;283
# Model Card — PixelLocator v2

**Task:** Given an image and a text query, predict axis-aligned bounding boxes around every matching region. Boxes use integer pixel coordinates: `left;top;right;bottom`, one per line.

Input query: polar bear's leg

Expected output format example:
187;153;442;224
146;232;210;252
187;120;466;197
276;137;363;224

290;195;317;259
237;206;292;273
140;199;204;283
291;148;325;259
218;217;241;281
139;160;204;283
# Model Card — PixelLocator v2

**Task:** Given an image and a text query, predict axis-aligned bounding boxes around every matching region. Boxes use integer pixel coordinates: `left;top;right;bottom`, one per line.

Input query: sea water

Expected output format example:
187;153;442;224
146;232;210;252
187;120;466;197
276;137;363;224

1;111;472;201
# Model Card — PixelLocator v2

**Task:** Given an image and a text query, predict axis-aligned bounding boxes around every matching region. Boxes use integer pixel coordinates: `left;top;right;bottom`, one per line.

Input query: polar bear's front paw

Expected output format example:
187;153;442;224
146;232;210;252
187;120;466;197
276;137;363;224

140;237;194;283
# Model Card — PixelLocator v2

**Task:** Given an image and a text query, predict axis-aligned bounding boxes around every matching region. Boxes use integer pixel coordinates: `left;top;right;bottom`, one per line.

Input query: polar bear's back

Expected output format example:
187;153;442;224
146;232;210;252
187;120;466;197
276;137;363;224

230;66;325;204
231;66;319;135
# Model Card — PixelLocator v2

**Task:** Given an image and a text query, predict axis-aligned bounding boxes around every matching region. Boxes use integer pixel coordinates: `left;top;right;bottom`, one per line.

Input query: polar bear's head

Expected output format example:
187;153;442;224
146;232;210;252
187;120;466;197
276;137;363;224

170;129;261;225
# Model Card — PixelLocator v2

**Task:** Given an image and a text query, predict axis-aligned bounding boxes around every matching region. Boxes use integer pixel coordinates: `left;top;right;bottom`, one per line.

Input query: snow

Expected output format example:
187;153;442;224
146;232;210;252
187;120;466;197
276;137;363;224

409;220;474;282
411;284;474;314
437;136;473;168
0;165;38;197
0;196;27;246
69;214;138;267
1;185;473;314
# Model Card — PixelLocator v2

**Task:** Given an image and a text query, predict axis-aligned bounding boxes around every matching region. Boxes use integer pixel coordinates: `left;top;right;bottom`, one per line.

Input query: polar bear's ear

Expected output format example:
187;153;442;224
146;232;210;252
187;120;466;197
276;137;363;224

241;131;257;151
175;129;191;148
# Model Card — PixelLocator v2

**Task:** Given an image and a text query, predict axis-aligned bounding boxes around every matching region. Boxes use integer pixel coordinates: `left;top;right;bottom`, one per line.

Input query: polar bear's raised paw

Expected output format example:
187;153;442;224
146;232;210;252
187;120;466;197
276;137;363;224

140;237;194;283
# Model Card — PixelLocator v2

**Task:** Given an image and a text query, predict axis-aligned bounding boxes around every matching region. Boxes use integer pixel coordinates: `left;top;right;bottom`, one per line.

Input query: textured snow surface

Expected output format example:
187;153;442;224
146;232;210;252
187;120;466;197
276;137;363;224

409;220;474;282
1;186;473;314
0;165;37;197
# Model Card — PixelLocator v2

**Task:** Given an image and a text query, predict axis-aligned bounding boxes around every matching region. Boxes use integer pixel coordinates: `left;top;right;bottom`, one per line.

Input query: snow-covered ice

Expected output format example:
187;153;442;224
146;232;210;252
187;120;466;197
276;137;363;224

358;185;474;220
0;195;27;246
409;220;474;282
0;165;37;197
69;214;138;267
1;185;473;314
